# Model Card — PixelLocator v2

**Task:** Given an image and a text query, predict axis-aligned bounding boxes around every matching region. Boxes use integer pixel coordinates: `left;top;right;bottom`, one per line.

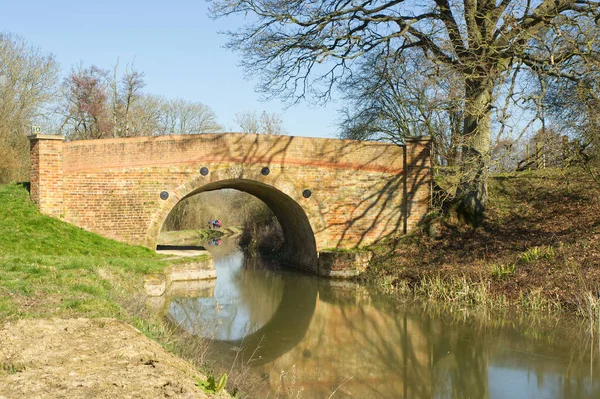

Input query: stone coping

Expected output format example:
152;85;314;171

28;134;65;141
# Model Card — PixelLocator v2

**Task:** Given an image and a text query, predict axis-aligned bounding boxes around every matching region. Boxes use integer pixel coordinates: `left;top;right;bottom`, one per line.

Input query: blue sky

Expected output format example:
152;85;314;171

2;0;340;138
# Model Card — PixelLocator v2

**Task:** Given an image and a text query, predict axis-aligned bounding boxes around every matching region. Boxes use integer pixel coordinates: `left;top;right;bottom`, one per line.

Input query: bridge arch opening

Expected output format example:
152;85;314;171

157;179;318;272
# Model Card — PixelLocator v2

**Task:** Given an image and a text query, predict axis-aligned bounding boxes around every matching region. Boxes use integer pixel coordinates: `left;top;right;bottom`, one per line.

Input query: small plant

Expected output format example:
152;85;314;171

491;263;515;279
519;246;555;264
196;373;228;394
1;362;26;374
579;292;600;334
519;288;562;313
378;275;397;294
414;274;492;307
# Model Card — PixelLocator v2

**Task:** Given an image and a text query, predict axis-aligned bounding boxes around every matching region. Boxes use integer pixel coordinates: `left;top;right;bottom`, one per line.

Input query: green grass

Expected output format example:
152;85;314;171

0;184;159;258
166;254;212;264
519;246;556;264
0;183;171;319
157;228;231;246
0;183;235;395
490;263;516;279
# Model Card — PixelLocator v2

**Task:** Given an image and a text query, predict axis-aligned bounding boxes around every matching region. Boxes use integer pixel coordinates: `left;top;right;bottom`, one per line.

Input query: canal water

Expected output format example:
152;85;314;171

163;240;600;398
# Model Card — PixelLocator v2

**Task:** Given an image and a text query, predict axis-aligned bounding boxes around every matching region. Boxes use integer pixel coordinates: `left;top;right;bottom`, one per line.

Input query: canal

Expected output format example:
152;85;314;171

160;238;600;398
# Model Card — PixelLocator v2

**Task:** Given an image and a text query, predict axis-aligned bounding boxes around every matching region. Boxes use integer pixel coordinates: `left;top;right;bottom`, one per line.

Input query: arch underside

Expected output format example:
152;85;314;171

176;179;318;272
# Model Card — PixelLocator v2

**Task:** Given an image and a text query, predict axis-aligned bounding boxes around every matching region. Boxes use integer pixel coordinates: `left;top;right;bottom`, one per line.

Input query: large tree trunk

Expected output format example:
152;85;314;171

455;78;493;226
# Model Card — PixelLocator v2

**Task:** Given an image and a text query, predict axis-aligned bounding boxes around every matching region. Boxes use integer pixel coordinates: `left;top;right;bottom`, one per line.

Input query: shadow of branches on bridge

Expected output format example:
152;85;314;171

149;133;431;255
45;133;431;269
309;137;431;248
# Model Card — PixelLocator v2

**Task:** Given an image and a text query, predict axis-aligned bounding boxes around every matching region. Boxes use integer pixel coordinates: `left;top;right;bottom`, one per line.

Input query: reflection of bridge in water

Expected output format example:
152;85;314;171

152;254;318;366
155;252;600;398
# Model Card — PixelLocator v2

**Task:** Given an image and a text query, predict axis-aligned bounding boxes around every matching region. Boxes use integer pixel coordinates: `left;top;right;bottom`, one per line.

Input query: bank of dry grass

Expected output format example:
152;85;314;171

365;168;600;325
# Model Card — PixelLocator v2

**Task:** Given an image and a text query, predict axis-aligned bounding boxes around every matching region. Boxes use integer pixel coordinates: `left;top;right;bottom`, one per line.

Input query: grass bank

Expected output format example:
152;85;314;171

363;168;600;327
165;228;225;243
0;183;231;396
0;183;176;319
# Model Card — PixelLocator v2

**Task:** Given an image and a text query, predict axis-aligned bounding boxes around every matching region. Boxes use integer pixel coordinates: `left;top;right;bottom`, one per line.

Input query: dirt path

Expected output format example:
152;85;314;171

0;318;228;399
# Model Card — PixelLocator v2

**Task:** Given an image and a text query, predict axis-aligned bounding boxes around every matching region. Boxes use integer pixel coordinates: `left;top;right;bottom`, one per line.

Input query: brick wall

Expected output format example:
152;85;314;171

30;133;431;271
28;134;64;217
405;136;433;232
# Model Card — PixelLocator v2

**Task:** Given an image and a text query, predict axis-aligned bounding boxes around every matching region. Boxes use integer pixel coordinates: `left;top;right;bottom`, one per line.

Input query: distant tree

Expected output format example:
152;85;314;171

59;62;222;138
235;112;261;134
212;0;600;224
235;111;287;135
0;33;59;183
59;65;113;140
109;62;146;137
158;98;222;135
532;128;565;168
543;58;600;175
125;93;164;137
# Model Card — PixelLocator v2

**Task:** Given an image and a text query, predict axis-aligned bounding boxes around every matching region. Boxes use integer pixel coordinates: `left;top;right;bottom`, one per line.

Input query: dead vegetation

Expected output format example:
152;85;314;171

366;168;600;322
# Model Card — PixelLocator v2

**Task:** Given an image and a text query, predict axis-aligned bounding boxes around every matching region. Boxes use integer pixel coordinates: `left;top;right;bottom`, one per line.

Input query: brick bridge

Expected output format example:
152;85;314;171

29;133;431;275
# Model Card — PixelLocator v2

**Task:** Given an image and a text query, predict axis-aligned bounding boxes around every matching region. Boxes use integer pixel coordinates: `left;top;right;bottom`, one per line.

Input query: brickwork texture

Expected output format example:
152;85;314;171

29;133;432;272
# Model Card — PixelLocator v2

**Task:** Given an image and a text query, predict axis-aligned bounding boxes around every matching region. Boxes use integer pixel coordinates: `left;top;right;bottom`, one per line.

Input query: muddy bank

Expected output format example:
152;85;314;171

0;318;229;399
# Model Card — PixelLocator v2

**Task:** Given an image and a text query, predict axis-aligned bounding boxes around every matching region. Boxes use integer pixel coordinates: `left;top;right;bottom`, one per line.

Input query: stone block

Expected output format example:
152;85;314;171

317;250;373;278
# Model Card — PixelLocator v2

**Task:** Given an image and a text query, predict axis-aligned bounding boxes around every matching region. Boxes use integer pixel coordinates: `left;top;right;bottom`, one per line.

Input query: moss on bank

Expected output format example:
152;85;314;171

362;168;600;326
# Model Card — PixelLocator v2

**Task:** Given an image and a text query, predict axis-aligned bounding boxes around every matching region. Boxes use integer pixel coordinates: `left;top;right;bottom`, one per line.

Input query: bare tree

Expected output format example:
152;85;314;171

60;62;148;139
126;93;164;137
116;64;146;137
235;111;287;135
543;53;600;175
339;50;463;167
59;65;113;140
212;0;600;224
0;33;59;183
159;98;222;135
235;111;261;134
59;62;222;138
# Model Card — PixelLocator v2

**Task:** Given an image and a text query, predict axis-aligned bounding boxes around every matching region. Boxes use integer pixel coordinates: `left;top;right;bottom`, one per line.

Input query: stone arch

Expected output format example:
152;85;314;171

150;178;319;272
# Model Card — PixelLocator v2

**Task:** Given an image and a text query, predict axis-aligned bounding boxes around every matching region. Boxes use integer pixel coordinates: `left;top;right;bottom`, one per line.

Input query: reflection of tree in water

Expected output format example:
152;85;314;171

428;319;488;399
237;280;483;398
334;304;433;398
325;302;462;399
253;292;440;398
417;309;600;399
167;298;221;337
336;300;600;399
165;247;600;398
257;290;600;398
202;236;239;258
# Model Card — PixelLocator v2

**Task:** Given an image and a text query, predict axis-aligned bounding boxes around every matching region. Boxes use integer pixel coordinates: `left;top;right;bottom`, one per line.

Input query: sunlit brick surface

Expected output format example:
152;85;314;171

30;133;431;270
